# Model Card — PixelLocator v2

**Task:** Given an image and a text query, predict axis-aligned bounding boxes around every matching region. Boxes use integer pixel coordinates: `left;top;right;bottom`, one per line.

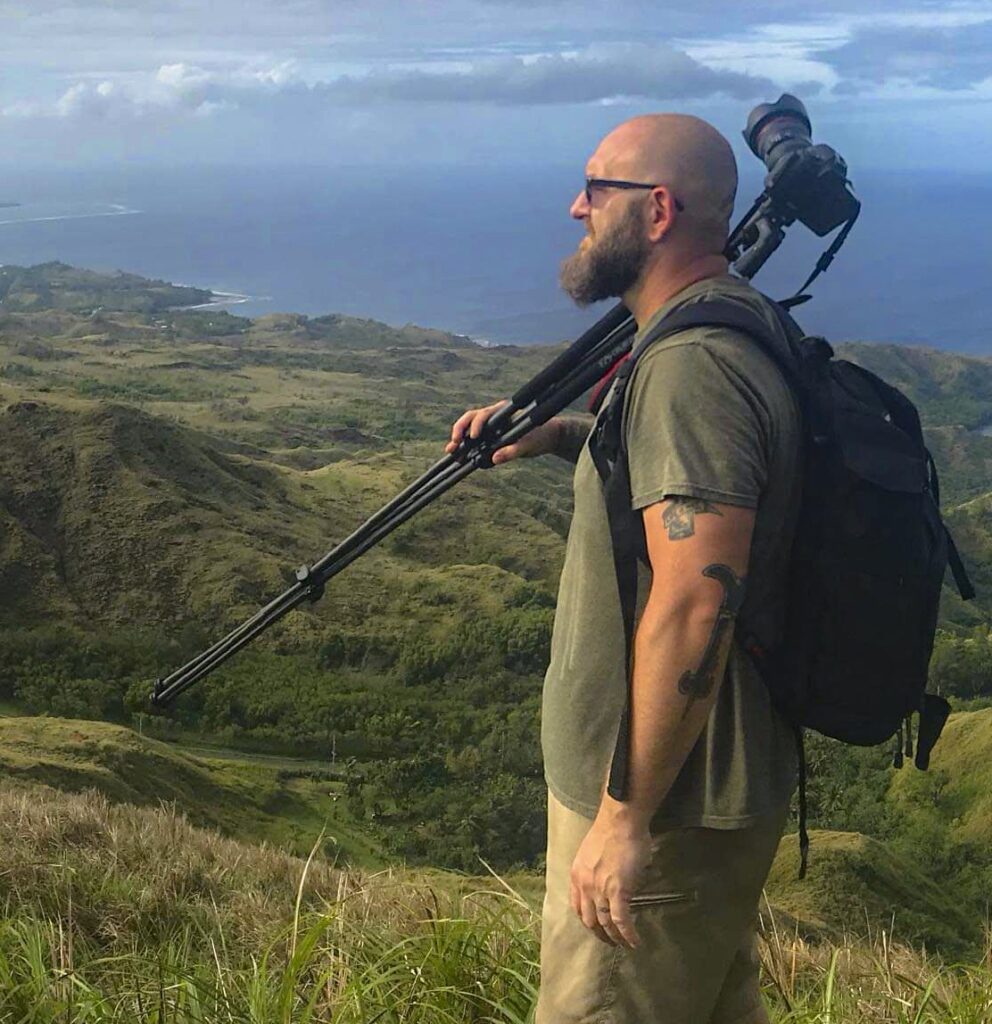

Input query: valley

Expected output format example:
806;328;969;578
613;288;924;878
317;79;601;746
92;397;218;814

1;262;992;1020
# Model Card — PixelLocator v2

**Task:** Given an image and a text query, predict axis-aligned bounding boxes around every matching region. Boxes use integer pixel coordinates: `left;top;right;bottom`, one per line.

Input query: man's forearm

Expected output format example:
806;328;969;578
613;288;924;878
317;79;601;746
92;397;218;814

598;576;742;831
569;501;755;946
553;413;595;464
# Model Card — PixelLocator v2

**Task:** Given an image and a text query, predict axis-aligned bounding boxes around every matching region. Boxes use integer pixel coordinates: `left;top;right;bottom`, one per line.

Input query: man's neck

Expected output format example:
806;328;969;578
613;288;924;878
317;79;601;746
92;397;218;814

624;253;729;327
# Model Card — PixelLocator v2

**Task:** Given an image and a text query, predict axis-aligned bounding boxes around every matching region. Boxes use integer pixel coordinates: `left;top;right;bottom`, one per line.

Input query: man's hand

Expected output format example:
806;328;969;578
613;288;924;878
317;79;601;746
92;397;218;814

569;810;653;949
445;400;561;465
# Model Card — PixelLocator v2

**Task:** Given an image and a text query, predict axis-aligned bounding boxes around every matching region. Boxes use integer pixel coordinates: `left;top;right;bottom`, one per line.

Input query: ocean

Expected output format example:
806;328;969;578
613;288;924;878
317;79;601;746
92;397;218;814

0;164;990;352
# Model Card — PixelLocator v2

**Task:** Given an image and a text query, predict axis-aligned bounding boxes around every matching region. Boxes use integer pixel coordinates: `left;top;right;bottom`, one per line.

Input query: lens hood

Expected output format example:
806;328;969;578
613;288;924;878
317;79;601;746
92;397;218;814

744;93;812;161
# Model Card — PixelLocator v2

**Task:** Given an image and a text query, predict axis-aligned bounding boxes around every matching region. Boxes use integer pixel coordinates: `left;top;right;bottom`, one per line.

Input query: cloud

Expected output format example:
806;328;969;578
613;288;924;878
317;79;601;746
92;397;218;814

0;99;46;118
28;42;776;127
55;81;121;119
38;61;304;122
315;44;776;105
819;18;992;92
4;0;991;170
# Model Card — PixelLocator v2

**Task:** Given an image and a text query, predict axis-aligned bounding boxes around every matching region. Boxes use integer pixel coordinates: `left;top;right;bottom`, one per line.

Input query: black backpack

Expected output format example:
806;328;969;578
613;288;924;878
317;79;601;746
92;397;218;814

587;297;975;876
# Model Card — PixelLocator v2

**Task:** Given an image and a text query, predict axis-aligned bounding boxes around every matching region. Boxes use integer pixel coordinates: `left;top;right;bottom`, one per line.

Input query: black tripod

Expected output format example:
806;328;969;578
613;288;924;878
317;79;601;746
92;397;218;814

151;181;853;707
151;300;636;705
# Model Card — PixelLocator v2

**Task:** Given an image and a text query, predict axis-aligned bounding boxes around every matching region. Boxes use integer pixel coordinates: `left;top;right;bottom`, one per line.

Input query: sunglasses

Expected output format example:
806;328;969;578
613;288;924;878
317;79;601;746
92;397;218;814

584;177;686;212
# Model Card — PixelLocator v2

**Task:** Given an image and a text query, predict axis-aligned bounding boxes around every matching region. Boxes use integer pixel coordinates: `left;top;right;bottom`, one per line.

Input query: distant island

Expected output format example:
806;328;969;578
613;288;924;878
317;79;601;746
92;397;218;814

0;201;20;209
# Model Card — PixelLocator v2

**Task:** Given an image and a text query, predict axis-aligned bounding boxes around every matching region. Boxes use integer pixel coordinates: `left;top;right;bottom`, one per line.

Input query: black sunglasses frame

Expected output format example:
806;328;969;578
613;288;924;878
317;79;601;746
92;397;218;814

584;177;686;212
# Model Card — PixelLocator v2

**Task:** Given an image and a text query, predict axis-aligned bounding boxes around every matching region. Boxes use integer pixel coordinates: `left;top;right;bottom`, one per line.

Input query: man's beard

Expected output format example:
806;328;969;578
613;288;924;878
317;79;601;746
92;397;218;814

559;203;651;306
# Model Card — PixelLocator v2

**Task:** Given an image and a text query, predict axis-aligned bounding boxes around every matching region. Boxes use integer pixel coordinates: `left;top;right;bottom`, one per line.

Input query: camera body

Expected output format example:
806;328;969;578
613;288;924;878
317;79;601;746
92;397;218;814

744;93;860;238
727;93;860;291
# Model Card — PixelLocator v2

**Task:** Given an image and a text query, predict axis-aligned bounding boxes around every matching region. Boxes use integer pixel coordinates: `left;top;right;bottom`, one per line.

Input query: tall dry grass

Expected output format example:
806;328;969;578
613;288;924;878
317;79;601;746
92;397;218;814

0;783;989;1022
759;897;992;1022
0;784;539;1021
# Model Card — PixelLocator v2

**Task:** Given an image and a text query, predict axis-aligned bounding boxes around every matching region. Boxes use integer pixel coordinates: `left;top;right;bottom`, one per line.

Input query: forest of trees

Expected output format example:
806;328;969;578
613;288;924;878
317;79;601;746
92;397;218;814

1;619;988;871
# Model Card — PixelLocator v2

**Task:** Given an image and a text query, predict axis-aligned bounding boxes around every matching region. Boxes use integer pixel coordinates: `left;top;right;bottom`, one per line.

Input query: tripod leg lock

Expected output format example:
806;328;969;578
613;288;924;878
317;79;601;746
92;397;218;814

455;435;495;470
295;564;326;603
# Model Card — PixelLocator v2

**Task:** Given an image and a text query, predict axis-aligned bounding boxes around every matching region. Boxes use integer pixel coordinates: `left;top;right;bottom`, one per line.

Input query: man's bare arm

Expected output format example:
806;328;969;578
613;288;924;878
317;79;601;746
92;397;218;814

569;495;755;947
609;495;753;823
554;413;595;463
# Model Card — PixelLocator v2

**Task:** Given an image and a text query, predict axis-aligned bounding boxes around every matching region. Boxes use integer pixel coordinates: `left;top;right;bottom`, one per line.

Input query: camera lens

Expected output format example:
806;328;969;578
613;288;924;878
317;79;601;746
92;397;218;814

744;93;813;169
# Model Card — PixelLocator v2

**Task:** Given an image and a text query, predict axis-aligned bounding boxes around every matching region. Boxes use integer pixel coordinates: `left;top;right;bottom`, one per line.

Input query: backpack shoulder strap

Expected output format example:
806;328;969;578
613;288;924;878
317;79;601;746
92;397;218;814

641;298;804;393
590;296;801;485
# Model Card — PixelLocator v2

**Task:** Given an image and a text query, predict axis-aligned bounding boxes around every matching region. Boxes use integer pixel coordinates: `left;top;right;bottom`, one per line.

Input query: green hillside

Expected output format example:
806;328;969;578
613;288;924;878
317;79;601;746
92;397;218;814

0;261;212;313
886;707;992;855
0;712;978;958
767;831;977;955
0;716;382;865
1;270;990;633
0;270;575;870
784;708;992;959
0;400;317;626
0;777;988;1022
1;262;992;880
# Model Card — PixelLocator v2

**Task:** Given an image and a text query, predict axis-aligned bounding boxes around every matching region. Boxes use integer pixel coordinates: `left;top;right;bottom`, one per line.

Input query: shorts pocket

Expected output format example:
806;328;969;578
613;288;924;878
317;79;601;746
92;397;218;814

628;890;696;909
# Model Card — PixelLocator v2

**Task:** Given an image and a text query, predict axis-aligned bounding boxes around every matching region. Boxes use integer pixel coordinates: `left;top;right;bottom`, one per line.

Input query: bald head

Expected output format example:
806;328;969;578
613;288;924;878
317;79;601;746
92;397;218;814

592;114;738;253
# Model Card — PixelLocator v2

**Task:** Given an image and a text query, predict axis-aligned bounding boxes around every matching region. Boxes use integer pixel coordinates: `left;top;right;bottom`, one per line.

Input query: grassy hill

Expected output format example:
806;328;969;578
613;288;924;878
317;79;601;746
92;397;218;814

0;266;578;875
0;400;317;626
767;830;977;955
1;261;992;878
1;707;988;957
1;265;992;1018
886;707;992;856
0;767;988;1022
0;262;212;313
0;270;990;632
0;778;538;1022
784;708;992;959
0;715;381;865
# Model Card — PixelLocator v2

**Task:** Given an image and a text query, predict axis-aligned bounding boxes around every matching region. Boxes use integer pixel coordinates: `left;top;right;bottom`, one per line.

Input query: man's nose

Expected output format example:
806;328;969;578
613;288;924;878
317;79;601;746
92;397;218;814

570;189;590;221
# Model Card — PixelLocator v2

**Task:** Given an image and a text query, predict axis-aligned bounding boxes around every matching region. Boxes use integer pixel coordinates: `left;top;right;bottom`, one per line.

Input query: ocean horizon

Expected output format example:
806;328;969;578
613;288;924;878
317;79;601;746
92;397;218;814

0;164;990;352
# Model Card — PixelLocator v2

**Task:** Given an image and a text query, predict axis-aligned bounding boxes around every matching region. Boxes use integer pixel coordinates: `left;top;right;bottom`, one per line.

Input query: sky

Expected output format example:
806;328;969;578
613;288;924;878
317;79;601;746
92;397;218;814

1;0;992;172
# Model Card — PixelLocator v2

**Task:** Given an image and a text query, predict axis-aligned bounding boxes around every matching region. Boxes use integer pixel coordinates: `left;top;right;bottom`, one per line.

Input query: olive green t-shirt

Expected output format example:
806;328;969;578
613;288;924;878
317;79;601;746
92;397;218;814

541;274;801;828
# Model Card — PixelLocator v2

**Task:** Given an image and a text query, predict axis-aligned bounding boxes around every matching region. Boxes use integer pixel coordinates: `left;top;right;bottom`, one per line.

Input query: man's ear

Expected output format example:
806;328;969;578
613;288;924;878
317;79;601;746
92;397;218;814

646;187;678;243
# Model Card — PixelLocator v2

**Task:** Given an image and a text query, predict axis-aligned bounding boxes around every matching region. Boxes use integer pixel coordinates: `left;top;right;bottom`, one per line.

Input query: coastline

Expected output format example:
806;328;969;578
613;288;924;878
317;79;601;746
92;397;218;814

181;289;266;311
0;202;140;226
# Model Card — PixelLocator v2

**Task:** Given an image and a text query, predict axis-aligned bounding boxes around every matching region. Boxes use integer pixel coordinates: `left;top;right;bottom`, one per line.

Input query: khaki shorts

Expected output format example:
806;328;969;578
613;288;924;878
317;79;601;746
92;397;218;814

535;791;787;1024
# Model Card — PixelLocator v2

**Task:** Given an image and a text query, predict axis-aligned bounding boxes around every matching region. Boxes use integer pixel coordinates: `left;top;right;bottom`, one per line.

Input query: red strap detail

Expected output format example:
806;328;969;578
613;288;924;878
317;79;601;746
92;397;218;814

588;353;631;412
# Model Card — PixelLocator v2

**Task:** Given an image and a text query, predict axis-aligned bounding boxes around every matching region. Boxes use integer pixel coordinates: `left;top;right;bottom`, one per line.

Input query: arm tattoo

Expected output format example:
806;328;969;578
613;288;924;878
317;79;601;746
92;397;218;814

661;498;723;541
678;564;747;717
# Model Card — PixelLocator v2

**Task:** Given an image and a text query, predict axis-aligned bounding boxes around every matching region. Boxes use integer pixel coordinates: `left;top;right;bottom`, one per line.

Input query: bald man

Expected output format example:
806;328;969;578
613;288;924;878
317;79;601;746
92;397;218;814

448;115;800;1023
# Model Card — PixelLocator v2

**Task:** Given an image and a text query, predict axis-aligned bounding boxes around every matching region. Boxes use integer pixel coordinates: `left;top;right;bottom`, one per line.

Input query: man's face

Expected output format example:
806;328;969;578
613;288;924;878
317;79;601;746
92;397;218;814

559;185;651;307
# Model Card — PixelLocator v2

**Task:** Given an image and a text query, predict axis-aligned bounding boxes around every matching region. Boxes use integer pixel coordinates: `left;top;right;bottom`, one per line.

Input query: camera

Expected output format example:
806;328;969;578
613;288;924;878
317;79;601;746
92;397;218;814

744;93;859;238
726;93;860;294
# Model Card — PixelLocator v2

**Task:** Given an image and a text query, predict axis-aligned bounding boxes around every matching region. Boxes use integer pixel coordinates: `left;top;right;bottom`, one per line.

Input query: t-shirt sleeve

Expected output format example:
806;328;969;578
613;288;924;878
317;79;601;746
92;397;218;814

624;338;770;511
